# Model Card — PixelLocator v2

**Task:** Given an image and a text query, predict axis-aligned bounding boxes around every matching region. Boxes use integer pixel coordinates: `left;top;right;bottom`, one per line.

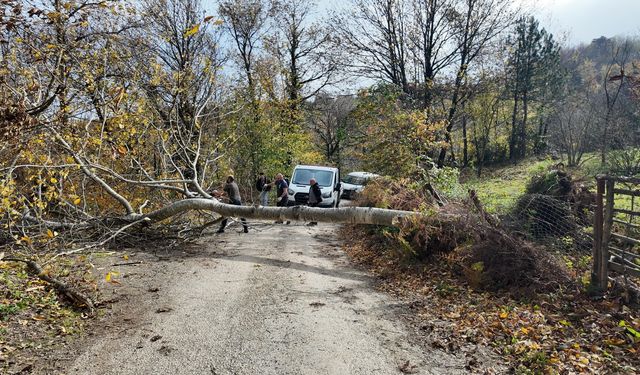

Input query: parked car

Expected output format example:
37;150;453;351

340;172;380;199
286;165;342;208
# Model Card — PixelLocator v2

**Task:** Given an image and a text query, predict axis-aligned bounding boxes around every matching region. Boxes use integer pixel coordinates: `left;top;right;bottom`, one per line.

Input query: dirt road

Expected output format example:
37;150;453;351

66;222;467;374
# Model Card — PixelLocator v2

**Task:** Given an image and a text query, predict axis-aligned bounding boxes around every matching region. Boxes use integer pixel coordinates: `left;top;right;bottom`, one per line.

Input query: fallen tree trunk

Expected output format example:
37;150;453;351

143;198;419;227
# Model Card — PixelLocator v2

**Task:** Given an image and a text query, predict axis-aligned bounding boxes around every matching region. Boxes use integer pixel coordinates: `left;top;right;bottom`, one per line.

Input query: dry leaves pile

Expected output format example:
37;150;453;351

341;225;639;374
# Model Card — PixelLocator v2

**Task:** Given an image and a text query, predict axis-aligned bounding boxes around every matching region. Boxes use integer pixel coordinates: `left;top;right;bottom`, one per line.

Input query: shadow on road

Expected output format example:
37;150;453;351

213;253;372;283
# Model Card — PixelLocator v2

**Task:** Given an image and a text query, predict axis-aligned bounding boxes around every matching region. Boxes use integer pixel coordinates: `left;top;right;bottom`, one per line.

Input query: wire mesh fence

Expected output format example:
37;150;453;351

502;193;594;252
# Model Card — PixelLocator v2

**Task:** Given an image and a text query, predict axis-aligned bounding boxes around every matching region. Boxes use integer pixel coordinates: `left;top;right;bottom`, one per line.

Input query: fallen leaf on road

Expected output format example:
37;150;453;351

309;302;326;307
155;307;173;313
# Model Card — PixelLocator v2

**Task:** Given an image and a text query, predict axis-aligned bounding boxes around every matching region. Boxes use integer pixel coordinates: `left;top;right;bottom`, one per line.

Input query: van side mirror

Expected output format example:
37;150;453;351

335;183;341;191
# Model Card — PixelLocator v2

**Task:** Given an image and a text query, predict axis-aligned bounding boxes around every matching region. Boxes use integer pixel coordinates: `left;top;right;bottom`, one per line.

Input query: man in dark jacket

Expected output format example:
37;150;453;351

271;173;290;224
256;172;271;206
217;175;248;233
307;178;322;226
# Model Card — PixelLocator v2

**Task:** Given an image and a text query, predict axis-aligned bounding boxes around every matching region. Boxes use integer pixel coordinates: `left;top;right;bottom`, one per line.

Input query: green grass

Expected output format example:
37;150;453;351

462;158;556;214
461;152;618;215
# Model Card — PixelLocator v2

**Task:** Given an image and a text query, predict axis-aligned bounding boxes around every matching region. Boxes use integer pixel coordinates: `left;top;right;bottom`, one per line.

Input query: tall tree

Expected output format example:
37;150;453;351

505;16;560;161
219;0;268;95
307;93;357;168
436;0;515;167
333;0;411;94
408;0;457;107
218;0;269;178
141;0;226;178
268;0;338;112
600;40;632;164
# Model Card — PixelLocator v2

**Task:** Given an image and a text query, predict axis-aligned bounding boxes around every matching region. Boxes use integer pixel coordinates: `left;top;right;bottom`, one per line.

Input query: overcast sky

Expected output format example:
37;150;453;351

204;1;639;46
518;0;639;45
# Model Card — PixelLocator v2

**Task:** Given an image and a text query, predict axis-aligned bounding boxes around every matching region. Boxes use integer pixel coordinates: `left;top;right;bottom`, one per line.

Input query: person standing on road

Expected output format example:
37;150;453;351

256;172;271;206
273;173;290;224
217;175;249;233
306;178;322;226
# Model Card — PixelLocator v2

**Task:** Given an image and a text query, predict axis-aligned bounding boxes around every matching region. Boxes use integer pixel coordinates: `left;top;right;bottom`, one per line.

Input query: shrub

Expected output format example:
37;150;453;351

525;167;573;199
511;194;577;239
607;148;640;176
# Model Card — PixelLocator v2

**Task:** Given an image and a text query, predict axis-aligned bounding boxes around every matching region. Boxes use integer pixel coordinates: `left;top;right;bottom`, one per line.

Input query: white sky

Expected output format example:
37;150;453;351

520;0;640;45
316;0;640;46
204;0;640;46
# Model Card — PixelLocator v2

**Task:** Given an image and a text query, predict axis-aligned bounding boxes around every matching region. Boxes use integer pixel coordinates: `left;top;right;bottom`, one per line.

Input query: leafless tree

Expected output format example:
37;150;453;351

408;0;458;107
219;0;269;96
436;0;516;167
601;40;632;164
268;0;339;111
307;93;357;167
332;0;411;93
549;93;598;167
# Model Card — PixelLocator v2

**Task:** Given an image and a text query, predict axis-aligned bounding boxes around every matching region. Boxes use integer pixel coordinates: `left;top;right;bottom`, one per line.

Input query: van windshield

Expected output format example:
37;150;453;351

343;175;368;185
292;169;334;187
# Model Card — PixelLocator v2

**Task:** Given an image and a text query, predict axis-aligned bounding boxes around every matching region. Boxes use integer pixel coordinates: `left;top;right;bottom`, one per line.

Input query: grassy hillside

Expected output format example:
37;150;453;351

461;154;610;214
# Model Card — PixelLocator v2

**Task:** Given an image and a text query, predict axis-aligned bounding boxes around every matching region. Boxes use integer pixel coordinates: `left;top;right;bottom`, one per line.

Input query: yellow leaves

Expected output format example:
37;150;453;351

123;254;129;261
50;177;58;184
202;15;223;26
184;24;200;37
575;355;590;367
105;271;120;284
499;311;509;319
46;229;58;239
520;327;530;335
73;197;82;205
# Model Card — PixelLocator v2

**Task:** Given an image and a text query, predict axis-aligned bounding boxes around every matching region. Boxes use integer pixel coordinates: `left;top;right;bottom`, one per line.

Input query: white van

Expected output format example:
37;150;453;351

340;171;380;199
287;165;342;208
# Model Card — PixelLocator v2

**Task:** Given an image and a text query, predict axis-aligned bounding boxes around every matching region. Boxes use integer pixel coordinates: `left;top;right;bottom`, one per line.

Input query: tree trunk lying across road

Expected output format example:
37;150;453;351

143;198;418;227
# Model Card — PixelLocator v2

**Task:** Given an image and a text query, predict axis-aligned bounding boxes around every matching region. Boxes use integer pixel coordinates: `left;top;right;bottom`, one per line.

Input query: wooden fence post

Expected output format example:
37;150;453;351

591;177;606;294
601;179;615;284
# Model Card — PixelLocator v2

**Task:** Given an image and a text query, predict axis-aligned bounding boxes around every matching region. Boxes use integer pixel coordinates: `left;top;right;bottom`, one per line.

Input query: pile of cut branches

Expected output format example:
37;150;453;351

354;180;572;295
